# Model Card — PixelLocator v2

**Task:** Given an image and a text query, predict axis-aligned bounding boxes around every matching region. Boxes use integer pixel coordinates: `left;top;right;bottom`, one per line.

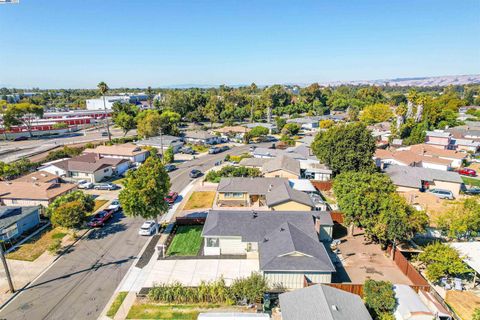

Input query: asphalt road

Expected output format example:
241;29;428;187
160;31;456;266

0;142;268;320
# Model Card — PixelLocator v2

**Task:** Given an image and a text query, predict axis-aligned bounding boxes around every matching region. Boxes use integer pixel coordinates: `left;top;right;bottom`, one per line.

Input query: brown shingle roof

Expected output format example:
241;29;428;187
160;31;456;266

54;153;128;174
14;171;60;183
0;181;76;201
409;144;467;160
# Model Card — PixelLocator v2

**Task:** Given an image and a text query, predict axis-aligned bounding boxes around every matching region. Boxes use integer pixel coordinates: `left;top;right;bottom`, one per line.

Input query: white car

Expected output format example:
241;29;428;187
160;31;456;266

138;221;157;236
107;199;121;212
78;181;94;189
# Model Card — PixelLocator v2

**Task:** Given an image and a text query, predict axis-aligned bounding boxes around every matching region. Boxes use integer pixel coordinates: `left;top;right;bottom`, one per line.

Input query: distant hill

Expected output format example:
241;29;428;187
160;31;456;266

321;74;480;87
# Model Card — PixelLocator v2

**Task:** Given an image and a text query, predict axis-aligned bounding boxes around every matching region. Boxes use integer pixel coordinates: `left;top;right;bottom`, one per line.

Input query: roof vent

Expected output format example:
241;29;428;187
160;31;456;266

331;305;338;311
280;227;285;232
263;237;269;243
252;211;258;219
40;173;47;177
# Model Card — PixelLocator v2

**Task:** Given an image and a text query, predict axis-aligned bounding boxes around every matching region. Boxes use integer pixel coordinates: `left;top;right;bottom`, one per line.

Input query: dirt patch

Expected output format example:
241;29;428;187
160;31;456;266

446;290;480;320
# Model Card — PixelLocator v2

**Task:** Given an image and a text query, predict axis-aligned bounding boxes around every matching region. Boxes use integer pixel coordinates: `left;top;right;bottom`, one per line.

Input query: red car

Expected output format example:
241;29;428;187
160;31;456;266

164;192;178;205
457;168;477;177
88;209;114;227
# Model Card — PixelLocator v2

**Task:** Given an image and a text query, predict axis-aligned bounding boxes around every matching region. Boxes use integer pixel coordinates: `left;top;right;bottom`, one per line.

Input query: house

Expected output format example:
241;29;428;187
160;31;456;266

252;145;318;164
302;163;332;181
0;206;41;241
183;130;219;145
425;130;452;148
0;181;76;207
451;138;480;152
393;285;434;320
374;149;453;171
278;284;372;320
40;153;129;182
136;135;184;153
238;157;269;169
83;143;149;163
384;165;463;197
406;144;466;168
213;126;250;142
14;171;61;183
286;116;321;130
216;177;314;211
202;210;335;289
261;155;301;179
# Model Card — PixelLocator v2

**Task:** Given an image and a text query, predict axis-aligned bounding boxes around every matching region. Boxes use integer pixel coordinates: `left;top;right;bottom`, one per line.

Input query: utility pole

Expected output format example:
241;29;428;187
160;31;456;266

0;244;14;293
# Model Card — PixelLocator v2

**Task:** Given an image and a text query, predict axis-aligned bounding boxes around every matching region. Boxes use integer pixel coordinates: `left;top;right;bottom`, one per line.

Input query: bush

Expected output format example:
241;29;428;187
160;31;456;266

230;272;269;303
363;279;396;319
473;308;480;320
51;200;87;229
0;158;39;180
205;166;261;183
45;146;84;162
46;190;94;218
47;239;62;254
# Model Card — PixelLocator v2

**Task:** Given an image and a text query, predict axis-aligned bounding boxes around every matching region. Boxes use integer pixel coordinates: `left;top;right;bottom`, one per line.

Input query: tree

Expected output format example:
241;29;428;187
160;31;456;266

146;86;155;108
51;200;87;229
115;112;136;136
363;280;396;320
46;190;94;218
437;198;480;239
312;122;376;175
473;308;480;320
136;109;161;138
119;156;171;233
319;119;334;129
275;117;286;132
249;126;269;138
281;123;301;136
3;103;44;137
163;146;174;164
203;95;223;128
159;110;181;136
97;82;112;142
418;242;472;282
360;103;393;124
52;122;68;129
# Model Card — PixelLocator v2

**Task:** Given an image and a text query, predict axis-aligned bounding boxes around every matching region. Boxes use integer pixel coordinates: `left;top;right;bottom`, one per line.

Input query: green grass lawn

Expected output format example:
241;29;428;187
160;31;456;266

6;227;68;261
183;191;216;210
107;292;128;318
167;226;203;256
127;303;222;319
462;176;480;187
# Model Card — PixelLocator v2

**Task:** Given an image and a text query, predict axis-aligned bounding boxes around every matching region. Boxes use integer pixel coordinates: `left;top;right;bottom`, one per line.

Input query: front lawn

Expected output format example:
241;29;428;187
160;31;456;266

6;227;68;261
167;226;203;256
127;303;224;320
183;191;216;210
188;144;209;153
462;176;480;187
107;292;128;318
93;199;109;212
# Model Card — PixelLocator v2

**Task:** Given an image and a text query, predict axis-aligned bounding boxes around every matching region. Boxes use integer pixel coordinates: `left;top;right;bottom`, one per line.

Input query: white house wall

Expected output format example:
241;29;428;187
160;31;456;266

263;271;332;289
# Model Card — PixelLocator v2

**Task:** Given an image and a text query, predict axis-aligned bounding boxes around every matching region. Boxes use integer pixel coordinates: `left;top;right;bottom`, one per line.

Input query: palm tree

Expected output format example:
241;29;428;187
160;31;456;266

250;82;257;123
97;81;111;142
146;86;154;109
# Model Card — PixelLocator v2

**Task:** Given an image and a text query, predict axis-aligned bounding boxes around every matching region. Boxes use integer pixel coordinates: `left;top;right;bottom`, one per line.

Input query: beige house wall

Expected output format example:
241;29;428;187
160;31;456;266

264;170;299;179
433;180;461;197
271;201;311;211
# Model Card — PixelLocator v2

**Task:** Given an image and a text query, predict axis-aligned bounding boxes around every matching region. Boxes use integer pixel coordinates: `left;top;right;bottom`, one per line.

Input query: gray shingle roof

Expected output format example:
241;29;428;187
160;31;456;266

279;284;373;320
0;206;40;230
261;155;300;176
266;181;314;208
202;210;334;273
238;157;269;167
183;130;215;140
384;165;463;188
53;153;127;174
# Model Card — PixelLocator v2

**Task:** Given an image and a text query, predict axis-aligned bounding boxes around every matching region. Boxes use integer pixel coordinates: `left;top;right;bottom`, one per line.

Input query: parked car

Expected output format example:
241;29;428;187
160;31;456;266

88;209;114;227
13;136;29;141
108;199;121;212
138;220;157;236
180;146;195;154
94;183;119;191
164;191;178;204
220;137;229;143
428;188;455;200
464;187;480;195
457;168;477;177
208;147;220;154
164;164;177;172
189;169;202;178
101;131;109;137
219;145;230;152
249;146;256;152
78;181;94;189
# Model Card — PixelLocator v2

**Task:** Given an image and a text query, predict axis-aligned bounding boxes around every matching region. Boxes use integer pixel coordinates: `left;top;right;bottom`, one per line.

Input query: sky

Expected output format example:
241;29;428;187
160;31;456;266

0;0;479;89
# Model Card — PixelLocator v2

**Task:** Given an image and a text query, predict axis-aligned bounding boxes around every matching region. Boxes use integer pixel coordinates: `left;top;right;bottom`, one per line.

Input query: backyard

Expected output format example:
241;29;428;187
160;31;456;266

183;192;216;210
167;225;203;256
6;227;68;261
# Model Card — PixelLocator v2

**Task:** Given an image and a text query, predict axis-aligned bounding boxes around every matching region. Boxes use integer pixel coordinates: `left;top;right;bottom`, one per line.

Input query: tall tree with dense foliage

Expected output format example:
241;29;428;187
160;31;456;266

46;190;94;218
418;242;471;282
51;200;87;229
119;156;171;233
281;123;301;136
3;103;44;138
163;146;174;164
437;198;480;239
136;109;161;138
359;103;393;124
363;280;396;320
97;81;112;141
312;122;376;175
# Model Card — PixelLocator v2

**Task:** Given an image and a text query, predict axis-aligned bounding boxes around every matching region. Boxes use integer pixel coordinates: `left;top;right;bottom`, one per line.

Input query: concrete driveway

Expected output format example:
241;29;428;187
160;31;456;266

143;259;259;287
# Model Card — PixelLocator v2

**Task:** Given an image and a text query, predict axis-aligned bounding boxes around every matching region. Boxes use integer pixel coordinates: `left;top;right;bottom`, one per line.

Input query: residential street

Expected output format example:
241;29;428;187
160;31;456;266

0;143;265;320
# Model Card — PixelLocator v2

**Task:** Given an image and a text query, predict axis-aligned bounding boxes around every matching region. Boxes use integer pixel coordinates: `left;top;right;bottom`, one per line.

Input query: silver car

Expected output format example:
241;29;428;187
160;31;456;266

428;188;454;200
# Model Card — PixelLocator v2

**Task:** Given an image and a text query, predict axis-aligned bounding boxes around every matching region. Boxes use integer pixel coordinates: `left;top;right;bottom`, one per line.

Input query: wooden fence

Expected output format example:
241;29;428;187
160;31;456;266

388;245;430;286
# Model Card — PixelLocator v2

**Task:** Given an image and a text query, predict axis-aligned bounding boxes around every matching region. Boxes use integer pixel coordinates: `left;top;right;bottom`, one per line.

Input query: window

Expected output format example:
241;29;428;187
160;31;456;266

104;169;109;173
71;171;79;177
225;192;243;198
206;238;219;247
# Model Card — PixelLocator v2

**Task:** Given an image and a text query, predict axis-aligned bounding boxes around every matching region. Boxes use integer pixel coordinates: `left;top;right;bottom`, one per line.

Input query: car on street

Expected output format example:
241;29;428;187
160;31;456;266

164;164;177;172
189;169;202;178
428;188;454;200
13;136;29;141
78;181;94;189
101;131;109;137
219;145;230;152
164;191;178;204
457;168;477;177
108;199;121;212
138;220;157;236
94;183;119;191
464;187;480;195
88;209;114;227
208;147;220;154
180;146;195;154
249;146;256;152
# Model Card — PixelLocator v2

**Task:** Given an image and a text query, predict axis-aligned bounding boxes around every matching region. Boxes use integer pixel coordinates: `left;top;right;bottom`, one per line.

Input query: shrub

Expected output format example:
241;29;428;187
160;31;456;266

205;166;261;183
44;146;84;162
230;272;269;303
47;239;62;254
46;190;94;218
363;279;396;319
51;200;87;229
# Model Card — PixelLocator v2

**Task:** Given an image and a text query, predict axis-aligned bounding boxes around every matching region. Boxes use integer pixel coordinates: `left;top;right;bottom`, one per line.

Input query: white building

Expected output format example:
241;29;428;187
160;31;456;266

85;96;130;110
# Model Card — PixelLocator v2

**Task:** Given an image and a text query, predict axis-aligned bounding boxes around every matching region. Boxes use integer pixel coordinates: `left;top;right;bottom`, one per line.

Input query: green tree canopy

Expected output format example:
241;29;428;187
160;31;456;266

359;103;393;124
119;156;171;232
281;123;301;136
51;200;87;229
437;198;480;239
312;122;376;175
249;126;269;137
136;109;161;138
46;190;94;218
363;279;396;319
3;103;44;137
163;146;174;164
